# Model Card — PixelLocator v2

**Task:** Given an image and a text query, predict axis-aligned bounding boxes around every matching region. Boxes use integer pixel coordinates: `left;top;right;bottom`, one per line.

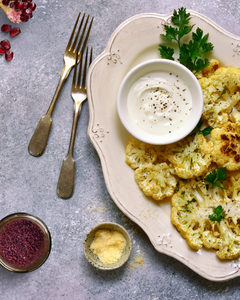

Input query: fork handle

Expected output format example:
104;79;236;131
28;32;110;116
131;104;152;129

46;66;72;116
67;102;82;157
57;155;75;199
28;113;52;157
28;66;72;157
57;102;82;199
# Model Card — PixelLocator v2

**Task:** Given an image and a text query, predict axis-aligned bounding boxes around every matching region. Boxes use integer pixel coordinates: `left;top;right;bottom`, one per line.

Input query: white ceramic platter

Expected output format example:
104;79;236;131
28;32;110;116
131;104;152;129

87;11;240;281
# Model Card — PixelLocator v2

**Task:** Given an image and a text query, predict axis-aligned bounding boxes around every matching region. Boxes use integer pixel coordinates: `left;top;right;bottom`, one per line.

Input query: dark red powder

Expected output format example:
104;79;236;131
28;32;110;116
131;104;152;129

0;218;46;268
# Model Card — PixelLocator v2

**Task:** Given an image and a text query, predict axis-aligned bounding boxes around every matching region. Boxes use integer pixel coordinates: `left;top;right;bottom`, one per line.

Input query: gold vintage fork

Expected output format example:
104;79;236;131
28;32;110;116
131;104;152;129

57;47;93;199
28;13;93;157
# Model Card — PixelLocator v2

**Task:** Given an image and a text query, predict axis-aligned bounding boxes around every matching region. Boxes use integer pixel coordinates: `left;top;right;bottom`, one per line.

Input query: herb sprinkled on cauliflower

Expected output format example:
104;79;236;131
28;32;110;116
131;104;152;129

171;178;240;259
198;66;240;128
135;163;177;201
166;133;213;179
125;139;157;170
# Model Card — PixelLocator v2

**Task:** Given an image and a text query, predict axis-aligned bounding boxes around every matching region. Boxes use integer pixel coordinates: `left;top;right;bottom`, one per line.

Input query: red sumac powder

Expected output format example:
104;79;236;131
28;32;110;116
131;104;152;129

0;218;46;268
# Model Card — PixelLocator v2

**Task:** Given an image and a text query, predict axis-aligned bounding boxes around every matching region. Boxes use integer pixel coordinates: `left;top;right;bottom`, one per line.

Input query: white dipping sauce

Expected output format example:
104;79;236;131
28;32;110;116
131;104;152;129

127;71;193;136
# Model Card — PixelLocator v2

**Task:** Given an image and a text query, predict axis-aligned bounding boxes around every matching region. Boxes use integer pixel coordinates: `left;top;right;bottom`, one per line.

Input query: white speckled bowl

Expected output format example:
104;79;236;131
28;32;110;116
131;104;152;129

117;58;203;145
83;222;132;270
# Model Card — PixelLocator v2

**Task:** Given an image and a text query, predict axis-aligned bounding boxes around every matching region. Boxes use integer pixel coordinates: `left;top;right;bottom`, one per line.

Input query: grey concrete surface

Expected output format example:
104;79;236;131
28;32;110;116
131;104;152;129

1;0;240;299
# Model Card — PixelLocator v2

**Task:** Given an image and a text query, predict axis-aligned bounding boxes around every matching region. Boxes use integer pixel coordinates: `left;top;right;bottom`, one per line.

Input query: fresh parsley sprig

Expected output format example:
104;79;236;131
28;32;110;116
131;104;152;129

209;205;226;223
160;8;193;48
159;7;214;73
205;167;228;189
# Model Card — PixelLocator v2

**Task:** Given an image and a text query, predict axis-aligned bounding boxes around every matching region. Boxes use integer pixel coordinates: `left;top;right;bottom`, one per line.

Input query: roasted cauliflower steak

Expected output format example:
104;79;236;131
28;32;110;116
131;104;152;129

135;163;177;201
125;139;157;170
166;133;213;179
171;179;240;260
198;66;240;128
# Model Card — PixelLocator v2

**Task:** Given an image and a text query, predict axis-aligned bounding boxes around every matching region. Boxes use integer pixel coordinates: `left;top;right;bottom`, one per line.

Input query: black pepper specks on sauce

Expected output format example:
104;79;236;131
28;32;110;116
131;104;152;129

128;72;192;136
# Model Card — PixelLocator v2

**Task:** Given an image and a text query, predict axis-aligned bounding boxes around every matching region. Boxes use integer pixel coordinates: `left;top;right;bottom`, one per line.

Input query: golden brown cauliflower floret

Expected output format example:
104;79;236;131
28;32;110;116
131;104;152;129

153;145;168;164
230;102;240;125
198;66;240;128
125;139;157;170
214;66;240;78
226;171;240;200
214;216;240;260
135;163;177;201
210;122;240;171
171;179;240;259
195;58;220;79
165;134;213;179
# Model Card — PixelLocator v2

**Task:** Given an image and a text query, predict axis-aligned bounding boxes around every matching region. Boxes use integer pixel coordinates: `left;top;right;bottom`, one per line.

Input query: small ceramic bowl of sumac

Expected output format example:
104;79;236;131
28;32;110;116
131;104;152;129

0;212;51;273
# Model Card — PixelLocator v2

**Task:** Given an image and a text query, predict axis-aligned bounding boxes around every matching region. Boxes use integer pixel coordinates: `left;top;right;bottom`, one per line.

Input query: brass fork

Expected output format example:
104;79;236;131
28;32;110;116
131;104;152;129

57;47;93;199
28;13;93;157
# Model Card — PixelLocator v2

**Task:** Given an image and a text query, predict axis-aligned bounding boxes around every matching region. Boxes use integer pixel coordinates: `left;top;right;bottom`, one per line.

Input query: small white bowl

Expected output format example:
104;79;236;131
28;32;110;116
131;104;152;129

117;59;203;145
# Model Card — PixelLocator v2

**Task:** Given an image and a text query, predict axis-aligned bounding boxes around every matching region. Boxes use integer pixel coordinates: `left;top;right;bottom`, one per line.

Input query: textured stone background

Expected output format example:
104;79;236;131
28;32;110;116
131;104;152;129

1;0;240;299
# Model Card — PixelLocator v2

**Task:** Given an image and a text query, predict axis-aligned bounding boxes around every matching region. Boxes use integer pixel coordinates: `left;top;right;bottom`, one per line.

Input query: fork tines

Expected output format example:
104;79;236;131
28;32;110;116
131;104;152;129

67;12;94;59
73;47;93;88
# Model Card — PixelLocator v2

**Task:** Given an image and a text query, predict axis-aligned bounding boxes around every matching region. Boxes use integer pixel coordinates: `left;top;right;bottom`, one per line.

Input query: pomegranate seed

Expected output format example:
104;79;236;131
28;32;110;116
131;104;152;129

10;2;16;8
22;2;29;9
2;0;10;5
1;24;12;33
29;2;36;11
22;7;31;15
0;46;5;56
0;40;11;51
5;51;14;62
10;27;21;37
14;4;20;10
20;15;29;22
15;1;24;11
26;0;32;2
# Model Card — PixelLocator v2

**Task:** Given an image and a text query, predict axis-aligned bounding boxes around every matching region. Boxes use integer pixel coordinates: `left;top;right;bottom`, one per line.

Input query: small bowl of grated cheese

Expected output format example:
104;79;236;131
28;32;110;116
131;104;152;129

83;222;132;270
117;59;203;145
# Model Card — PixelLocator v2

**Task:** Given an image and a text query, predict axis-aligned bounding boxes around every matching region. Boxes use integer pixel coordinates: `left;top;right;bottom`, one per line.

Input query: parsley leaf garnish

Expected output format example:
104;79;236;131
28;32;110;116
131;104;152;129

209;205;226;223
158;45;175;60
185;198;197;213
188;120;212;138
201;126;213;137
159;7;214;73
205;167;228;189
160;8;193;47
